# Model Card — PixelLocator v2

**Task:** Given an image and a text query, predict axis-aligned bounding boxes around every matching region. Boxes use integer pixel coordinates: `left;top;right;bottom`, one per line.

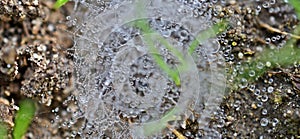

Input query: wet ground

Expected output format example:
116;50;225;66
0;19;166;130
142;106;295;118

0;0;300;138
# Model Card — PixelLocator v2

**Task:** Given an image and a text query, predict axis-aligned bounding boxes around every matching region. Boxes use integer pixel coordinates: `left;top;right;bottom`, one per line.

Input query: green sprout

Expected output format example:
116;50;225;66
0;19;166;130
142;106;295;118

54;0;69;9
13;99;36;139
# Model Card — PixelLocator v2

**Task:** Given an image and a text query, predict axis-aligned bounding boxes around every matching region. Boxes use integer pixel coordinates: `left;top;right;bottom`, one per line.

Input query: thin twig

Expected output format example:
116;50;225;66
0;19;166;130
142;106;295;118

166;124;186;139
257;19;300;39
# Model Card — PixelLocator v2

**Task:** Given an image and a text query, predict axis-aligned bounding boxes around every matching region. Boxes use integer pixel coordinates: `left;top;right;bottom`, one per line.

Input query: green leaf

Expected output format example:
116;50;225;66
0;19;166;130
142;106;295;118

13;99;36;139
53;0;69;9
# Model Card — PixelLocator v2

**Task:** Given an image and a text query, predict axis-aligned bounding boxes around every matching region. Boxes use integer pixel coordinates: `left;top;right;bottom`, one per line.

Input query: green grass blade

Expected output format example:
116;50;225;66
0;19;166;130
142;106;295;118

155;35;185;64
143;33;181;85
54;0;69;9
141;107;179;136
189;20;228;54
132;19;181;85
13;99;36;139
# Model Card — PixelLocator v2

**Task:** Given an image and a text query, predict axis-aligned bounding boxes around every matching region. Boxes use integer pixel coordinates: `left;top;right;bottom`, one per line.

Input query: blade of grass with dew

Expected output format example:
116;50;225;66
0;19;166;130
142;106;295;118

131;2;184;133
54;0;69;10
140;107;180;136
13;99;36;139
143;33;181;85
155;35;185;65
133;1;185;85
188;19;228;54
132;20;178;56
154;34;191;72
131;19;181;85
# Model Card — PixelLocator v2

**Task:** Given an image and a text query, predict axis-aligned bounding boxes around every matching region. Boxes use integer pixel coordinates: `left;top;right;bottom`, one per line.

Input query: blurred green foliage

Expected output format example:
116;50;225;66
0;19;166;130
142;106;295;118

289;0;300;18
0;122;8;139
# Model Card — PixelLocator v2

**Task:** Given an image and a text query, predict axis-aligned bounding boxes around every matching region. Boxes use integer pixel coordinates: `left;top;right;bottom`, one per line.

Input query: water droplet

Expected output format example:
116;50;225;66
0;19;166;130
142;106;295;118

270;0;276;5
262;87;267;92
268;78;274;83
256;62;264;69
238;67;244;75
257;101;263;107
256;5;262;14
276;35;281;40
260;118;269;126
271;118;279;126
66;16;71;20
238;78;248;89
249;70;256;77
261;95;269;102
266;61;271;67
262;2;270;8
254;89;261;96
238;52;244;59
249;84;256;91
271;36;276;42
265;38;271;44
267;86;274;93
262;108;268;115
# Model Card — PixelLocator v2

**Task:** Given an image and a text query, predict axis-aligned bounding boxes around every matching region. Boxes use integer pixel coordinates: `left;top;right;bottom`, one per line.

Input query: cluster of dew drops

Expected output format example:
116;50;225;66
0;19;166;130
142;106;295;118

58;0;223;138
49;0;300;138
60;0;230;138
